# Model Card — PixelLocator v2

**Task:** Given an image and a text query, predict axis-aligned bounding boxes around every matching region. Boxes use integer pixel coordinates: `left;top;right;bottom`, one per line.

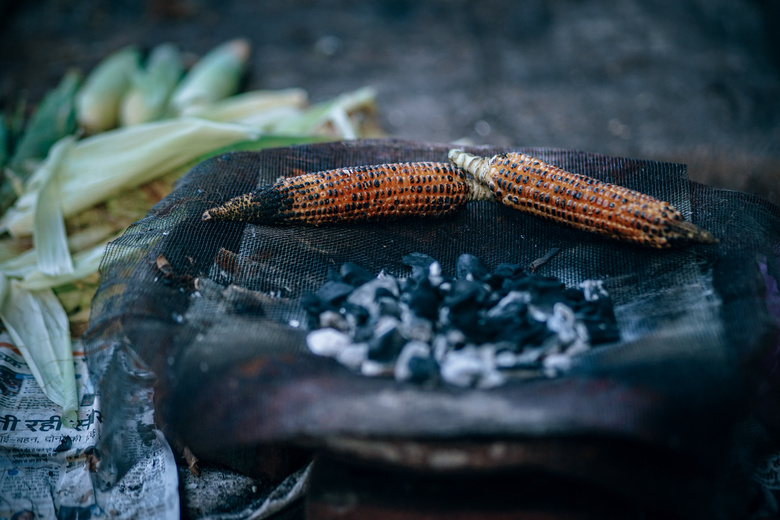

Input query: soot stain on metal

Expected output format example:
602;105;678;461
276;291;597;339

303;252;620;388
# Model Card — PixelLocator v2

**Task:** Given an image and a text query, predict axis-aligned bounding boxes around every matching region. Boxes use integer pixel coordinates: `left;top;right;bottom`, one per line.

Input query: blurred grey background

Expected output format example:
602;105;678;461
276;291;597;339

2;0;778;202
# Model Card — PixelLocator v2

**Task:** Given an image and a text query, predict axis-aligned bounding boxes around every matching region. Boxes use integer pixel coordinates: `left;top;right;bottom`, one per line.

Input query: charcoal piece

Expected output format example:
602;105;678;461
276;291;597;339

401;278;439;320
406;355;439;384
376;296;402;318
341;302;370;327
316;281;355;304
347;277;400;317
442;280;489;310
409;265;429;283
367;317;406;361
427;261;446;287
400;307;434;342
456;253;490;281
563;287;586;303
494;263;524;279
307;328;352;357
439;346;504;388
447;306;482;339
401;252;436;269
319;310;349;331
534;276;566;290
394;341;433;383
583;318;621;344
501;276;534;292
340;262;375;286
374;287;396;300
486;291;529;320
336;343;369;370
545;303;578;344
500;318;551;348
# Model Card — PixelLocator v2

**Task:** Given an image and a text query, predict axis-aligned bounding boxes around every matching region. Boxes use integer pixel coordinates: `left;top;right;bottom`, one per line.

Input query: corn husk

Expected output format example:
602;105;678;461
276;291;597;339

271;86;376;138
33;136;75;276
76;46;141;133
169;39;250;114
181;88;308;127
0;118;261;237
0;275;77;427
120;43;183;126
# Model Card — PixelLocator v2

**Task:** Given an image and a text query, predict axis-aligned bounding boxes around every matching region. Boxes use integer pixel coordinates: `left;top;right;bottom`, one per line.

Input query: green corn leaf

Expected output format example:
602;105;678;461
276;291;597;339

170;39;251;114
0;115;8;169
120;43;183;126
77;46;141;133
0;275;77;426
33;136;75;276
9;69;81;172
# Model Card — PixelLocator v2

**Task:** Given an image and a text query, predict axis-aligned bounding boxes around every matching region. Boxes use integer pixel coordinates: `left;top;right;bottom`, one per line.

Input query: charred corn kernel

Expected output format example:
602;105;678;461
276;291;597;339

202;162;482;225
448;149;717;248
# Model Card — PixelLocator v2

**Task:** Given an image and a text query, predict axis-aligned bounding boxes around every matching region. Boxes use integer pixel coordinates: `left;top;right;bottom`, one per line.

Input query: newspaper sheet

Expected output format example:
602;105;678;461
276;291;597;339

0;336;179;519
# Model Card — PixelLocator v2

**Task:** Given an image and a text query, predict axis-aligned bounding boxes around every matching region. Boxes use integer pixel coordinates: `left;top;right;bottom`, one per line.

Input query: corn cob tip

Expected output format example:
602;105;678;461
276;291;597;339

665;220;718;246
202;188;285;224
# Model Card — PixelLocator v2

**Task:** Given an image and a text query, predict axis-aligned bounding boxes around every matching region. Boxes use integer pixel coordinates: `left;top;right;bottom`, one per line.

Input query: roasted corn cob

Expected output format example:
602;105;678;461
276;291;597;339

202;162;489;224
448;149;717;248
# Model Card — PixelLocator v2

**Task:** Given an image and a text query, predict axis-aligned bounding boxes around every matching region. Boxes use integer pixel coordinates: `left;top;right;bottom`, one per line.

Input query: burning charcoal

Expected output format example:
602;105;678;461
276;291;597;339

340;262;375;286
368;317;406;361
456;253;490;281
316;280;355;304
402;252;436;269
307;328;352;357
395;341;435;383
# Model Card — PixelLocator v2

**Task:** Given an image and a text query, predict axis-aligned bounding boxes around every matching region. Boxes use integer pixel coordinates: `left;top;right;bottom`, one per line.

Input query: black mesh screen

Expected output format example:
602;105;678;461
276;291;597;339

84;139;780;518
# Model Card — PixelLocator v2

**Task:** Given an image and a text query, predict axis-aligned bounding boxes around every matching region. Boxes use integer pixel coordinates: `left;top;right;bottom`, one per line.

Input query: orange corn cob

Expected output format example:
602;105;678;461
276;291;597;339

202;162;487;225
448;149;717;248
